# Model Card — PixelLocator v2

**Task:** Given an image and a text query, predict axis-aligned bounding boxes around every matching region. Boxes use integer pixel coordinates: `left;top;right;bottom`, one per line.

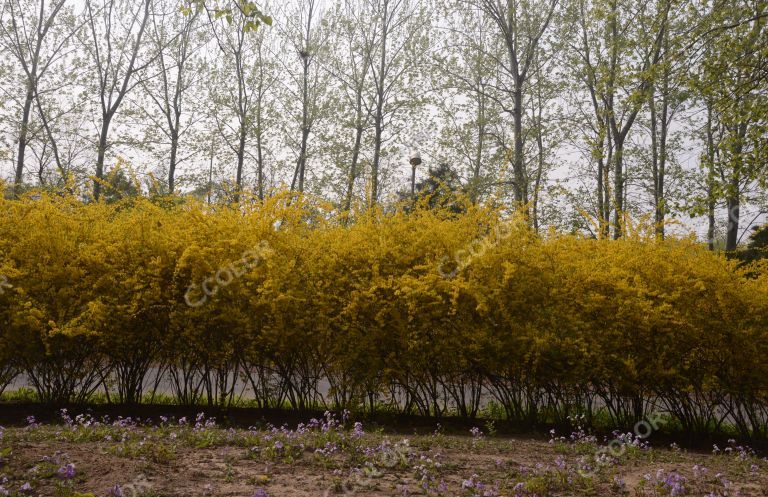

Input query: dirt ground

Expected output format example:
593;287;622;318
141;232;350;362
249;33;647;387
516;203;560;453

0;416;766;496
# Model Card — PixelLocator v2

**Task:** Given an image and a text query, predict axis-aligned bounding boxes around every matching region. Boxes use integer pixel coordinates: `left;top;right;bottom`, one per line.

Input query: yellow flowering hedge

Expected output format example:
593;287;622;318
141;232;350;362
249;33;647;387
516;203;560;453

1;192;767;438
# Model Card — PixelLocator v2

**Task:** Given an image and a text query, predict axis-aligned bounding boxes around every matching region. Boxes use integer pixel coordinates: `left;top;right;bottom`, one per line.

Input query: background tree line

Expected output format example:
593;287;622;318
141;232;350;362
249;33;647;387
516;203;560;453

0;0;766;248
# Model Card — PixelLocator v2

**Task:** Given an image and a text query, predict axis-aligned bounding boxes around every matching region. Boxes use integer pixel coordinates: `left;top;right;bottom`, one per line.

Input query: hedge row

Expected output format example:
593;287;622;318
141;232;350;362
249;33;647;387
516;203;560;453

1;192;767;439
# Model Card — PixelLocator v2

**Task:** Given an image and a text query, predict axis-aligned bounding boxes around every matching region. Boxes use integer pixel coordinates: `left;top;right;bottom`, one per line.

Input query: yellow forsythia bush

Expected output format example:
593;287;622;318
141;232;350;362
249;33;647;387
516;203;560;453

0;191;767;438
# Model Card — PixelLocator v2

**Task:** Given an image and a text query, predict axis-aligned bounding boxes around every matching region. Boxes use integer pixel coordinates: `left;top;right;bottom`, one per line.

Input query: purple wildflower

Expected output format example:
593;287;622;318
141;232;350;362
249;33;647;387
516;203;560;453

351;422;364;439
107;485;124;497
612;475;626;490
662;471;687;496
60;409;73;426
57;463;76;480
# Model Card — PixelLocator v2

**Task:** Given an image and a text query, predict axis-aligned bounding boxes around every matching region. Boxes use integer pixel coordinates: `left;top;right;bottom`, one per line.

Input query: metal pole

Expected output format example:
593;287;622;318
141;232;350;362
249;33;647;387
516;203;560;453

409;151;421;197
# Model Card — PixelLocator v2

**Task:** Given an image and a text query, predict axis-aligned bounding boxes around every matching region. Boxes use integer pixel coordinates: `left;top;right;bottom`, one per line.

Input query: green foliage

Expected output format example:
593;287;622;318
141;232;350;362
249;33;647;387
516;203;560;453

183;1;272;31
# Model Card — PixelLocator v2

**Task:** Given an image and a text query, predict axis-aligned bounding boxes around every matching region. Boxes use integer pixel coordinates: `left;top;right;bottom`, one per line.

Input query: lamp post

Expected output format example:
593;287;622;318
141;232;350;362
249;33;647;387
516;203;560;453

409;150;421;196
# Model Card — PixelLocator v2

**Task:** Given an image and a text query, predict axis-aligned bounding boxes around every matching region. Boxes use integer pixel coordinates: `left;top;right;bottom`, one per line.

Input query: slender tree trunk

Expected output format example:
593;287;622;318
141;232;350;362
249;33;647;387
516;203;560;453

208;138;214;204
725;123;747;251
603;126;612;237
533;121;544;233
166;47;185;195
657;95;668;239
343;123;364;216
14;85;35;196
35;91;66;183
654;28;670;239
90;0;152;201
512;83;526;206
167;62;184;194
256;126;264;200
297;128;309;194
649;91;660;234
94;114;113;201
296;56;311;193
705;104;716;250
472;90;485;203
532;77;545;232
10;0;63;196
168;120;179;193
370;0;389;207
475;97;485;180
725;182;740;251
606;0;622;239
235;122;246;202
371;114;383;206
255;82;265;201
597;149;604;235
612;134;625;239
579;2;609;237
596;126;610;238
234;47;247;202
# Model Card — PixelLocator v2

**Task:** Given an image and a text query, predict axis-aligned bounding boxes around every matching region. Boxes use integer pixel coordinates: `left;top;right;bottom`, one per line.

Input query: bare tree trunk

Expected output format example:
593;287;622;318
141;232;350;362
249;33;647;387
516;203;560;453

296;56;311;193
603;123;612;236
471;90;486;203
235;47;247;200
94;116;112;200
166;54;188;195
370;0;389;207
34;91;66;182
255;78;265;200
725;123;747;251
287;0;322;197
725;179;740;251
606;0;621;239
477;0;557;215
533;116;544;233
343;123;364;216
14;87;34;196
256;127;265;200
657;95;668;239
235;123;246;202
606;0;668;238
596;129;610;237
89;0;153;200
531;68;546;232
169;128;179;193
649;91;660;234
7;0;68;196
705;104;716;250
512;84;527;206
504;5;527;207
370;113;383;206
612;133;625;239
651;29;670;240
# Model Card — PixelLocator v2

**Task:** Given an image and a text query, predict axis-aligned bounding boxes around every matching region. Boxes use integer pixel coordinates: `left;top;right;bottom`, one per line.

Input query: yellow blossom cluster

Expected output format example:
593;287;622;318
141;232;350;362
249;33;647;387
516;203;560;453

0;192;766;438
